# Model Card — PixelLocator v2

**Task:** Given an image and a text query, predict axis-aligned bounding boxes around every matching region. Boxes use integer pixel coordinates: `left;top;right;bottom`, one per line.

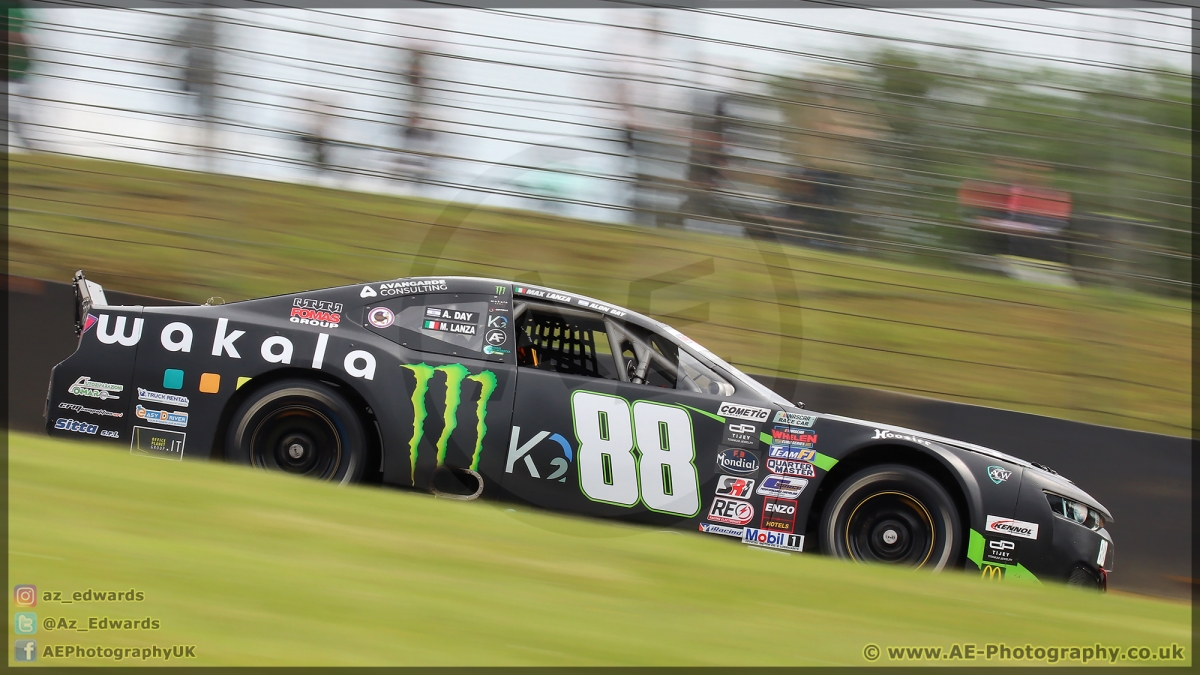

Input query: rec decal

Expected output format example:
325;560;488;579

718;402;770;422
984;515;1039;540
715;448;759;476
707;497;754;525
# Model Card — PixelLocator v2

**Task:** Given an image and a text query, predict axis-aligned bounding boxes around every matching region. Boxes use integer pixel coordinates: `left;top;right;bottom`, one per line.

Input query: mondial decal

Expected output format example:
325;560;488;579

399;363;498;481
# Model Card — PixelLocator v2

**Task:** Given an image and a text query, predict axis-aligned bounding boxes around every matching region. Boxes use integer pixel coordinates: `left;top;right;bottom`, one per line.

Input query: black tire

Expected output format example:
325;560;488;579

225;379;368;485
1066;565;1103;590
820;464;962;571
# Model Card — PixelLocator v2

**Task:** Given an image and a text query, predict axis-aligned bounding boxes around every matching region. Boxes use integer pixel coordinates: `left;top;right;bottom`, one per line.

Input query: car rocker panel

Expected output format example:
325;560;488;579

46;274;1114;589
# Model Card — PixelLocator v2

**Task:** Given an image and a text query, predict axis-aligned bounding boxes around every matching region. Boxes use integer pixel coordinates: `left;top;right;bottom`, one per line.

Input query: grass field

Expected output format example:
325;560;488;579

7;432;1191;666
7;153;1189;435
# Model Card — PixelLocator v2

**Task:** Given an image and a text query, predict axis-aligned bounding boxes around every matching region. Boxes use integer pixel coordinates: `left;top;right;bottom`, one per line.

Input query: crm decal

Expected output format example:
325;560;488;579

400;363;498;481
506;426;573;482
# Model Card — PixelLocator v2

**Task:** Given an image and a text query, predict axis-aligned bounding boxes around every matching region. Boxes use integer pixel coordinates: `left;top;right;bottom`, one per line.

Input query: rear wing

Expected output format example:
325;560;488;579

73;270;108;337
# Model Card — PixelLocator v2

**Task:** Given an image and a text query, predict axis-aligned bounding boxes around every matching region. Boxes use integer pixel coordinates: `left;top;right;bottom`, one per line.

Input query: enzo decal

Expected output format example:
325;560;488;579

401;363;498;480
707;497;754;525
757;474;808;499
68;377;122;401
572;392;700;517
717;402;770;422
984;515;1039;540
742;528;804;552
761;497;798;533
506;426;572;482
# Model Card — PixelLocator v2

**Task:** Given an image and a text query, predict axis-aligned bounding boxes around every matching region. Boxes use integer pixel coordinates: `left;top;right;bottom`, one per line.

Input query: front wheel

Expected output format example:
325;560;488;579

225;379;368;485
820;464;962;571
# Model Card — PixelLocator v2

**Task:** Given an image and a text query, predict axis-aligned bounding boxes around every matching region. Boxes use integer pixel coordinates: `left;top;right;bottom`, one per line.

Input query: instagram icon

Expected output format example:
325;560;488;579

13;585;36;607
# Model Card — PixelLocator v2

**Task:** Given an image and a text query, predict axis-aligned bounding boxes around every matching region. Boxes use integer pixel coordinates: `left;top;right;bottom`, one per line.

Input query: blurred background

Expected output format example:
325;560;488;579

5;2;1190;436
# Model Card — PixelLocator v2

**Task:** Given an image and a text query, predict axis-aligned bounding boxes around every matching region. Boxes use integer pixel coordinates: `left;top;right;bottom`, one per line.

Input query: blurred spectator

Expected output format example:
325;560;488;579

170;8;220;169
5;0;37;150
389;43;437;189
297;94;334;176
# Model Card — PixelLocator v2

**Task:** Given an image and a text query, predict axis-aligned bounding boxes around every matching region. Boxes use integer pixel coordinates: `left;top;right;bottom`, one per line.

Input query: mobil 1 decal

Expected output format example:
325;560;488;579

399;363;499;483
571;391;700;517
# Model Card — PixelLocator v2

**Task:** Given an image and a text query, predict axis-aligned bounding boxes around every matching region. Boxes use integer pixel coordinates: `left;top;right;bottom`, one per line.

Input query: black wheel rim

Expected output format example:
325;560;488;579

249;405;342;480
844;490;936;568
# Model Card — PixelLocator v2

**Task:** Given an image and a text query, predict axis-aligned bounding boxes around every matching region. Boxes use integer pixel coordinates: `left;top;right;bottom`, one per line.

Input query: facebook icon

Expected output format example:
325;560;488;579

15;640;37;662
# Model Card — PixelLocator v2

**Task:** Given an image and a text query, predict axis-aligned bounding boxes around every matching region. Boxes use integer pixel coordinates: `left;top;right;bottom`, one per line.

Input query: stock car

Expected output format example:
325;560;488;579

47;272;1114;588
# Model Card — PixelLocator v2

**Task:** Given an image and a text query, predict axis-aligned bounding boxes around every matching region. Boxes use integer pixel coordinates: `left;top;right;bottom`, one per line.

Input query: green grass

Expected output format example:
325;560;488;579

8;432;1191;666
7;153;1189;435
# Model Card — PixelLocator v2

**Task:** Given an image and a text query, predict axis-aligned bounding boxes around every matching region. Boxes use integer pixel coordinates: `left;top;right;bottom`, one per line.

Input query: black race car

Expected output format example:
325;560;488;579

47;272;1114;588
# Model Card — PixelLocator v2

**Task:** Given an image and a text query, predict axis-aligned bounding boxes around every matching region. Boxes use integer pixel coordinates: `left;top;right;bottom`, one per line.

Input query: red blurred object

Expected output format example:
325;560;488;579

959;180;1072;235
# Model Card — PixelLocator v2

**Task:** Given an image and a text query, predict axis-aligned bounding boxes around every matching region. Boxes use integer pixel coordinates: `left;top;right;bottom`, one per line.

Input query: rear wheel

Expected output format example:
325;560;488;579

225;379;368;485
821;464;962;571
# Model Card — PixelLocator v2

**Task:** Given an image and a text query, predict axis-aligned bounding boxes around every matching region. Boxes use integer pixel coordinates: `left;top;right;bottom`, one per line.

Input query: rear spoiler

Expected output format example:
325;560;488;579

73;270;108;337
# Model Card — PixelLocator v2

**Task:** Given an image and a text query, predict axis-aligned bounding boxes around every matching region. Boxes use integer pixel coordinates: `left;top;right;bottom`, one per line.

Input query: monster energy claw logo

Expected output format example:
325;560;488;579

401;363;498;482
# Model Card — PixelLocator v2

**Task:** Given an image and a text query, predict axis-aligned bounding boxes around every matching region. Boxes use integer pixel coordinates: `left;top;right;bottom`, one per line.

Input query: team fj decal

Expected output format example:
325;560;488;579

757;474;808;499
721;421;760;448
290;298;342;328
54;418;98;435
773;411;816;427
715;448;759;476
760;497;798;533
68;376;123;401
768;445;815;462
742;528;804;552
718;402;770;422
137;388;189;408
506;426;573;482
58;402;123;418
130;426;185;461
766;458;816;478
707;497;754;525
987;465;1012;484
135;405;188;428
983;537;1020;565
714;475;755;499
984;515;1039;540
698;523;744;538
871;429;933;446
367;307;395;328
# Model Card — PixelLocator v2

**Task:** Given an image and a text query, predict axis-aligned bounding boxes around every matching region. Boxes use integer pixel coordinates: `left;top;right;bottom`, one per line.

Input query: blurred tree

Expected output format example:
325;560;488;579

5;0;37;150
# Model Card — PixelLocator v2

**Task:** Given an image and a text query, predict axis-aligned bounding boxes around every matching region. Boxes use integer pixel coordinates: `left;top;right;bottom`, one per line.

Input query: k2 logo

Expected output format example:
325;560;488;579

506;426;573;481
400;363;498;481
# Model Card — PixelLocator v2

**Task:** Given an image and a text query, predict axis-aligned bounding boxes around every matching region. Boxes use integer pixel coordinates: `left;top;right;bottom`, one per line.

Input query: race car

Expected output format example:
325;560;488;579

47;272;1114;588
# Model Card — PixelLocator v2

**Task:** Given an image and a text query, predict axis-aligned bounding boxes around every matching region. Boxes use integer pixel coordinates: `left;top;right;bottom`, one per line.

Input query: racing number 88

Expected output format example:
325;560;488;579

572;391;700;517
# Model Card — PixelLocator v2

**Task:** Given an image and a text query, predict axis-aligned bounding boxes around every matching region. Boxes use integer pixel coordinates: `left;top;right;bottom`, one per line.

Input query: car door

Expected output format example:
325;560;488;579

503;301;767;527
363;290;516;491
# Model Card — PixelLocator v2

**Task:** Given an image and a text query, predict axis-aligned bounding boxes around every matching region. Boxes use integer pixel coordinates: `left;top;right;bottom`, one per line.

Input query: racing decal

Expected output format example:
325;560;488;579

506;426;572;482
68;376;122;401
871;429;933;446
400;363;498;480
717;402;770;422
721;421;760;448
715;475;755;499
983;537;1019;565
96;314;143;347
291;299;342;328
773;411;815;427
54;418;98;435
58;402;123;418
768;445;815;461
715;448;759;476
757;474;808;499
766;458;816;478
572;392;700;517
130;426;185;461
987;465;1012;484
367;307;395;328
742;528;804;552
707;497;754;525
984;515;1039;540
135;405;188;428
760;497;798;533
698;523;743;538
